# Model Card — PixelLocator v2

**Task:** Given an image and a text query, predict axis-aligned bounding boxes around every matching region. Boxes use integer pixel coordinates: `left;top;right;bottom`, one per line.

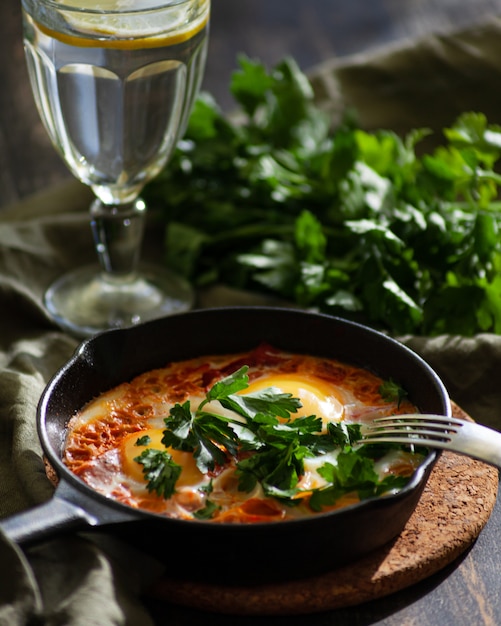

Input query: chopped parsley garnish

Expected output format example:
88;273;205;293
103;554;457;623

193;499;221;520
379;378;408;408
134;448;182;499
134;435;151;447
135;367;421;518
309;455;408;512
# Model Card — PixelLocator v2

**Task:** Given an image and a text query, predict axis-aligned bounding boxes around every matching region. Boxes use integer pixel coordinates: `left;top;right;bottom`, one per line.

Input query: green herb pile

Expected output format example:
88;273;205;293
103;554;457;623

144;55;501;336
134;366;415;519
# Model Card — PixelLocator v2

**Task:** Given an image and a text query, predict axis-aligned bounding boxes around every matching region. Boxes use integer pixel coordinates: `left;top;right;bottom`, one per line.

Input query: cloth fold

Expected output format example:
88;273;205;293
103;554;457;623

310;16;501;137
2;17;501;626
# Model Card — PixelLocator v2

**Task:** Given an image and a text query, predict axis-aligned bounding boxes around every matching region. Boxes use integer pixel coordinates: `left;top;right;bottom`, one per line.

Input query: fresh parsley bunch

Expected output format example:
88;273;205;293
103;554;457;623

144;55;501;336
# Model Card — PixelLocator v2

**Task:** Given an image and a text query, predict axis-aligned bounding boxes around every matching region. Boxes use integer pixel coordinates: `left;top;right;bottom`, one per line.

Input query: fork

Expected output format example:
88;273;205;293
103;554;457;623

362;414;501;469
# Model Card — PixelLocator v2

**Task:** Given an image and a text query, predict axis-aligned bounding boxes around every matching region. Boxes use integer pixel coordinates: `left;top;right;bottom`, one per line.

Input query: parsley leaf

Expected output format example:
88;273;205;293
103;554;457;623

379;379;408;407
219;387;302;421
236;441;305;494
193;499;220;520
162;405;240;474
203;366;250;403
161;367;256;473
327;421;363;447
134;448;182;499
135;435;151;446
309;450;408;511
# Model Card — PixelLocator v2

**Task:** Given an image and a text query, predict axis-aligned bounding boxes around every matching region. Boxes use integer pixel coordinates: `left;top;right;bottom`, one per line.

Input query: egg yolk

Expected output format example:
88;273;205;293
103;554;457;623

121;429;204;487
243;374;344;423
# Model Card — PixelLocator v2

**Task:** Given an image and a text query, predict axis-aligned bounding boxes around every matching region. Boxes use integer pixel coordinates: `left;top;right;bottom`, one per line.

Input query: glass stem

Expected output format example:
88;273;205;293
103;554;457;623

90;198;146;283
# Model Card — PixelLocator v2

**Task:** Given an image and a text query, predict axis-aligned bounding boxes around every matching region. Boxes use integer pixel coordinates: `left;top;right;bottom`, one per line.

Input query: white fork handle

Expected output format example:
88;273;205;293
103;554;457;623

450;421;501;468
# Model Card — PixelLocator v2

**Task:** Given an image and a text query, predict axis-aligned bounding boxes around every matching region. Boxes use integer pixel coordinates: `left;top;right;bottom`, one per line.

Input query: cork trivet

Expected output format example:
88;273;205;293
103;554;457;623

148;402;499;615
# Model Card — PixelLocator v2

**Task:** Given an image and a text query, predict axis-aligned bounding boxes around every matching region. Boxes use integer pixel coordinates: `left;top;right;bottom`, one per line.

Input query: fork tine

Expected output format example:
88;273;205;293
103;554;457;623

364;427;453;442
371;413;461;426
364;420;452;429
363;422;458;435
365;423;455;433
363;414;458;433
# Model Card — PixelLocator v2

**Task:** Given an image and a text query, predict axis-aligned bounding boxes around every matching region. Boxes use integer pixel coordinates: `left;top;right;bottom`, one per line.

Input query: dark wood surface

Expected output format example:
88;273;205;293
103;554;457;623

2;1;501;624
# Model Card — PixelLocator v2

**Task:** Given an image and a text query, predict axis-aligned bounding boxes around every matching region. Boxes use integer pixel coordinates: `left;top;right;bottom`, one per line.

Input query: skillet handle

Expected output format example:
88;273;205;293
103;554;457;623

0;494;97;546
0;480;139;546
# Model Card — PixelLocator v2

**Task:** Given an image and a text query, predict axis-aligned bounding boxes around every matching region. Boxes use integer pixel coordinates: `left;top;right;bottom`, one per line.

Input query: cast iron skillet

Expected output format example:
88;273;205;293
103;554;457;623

0;307;450;583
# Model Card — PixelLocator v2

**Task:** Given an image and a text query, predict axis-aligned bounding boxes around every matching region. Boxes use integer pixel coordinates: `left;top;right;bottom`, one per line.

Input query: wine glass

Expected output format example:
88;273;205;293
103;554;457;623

21;0;210;337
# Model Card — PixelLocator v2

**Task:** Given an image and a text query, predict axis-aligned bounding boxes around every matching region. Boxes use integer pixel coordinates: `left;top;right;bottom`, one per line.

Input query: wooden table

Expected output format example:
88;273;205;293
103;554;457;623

1;1;501;624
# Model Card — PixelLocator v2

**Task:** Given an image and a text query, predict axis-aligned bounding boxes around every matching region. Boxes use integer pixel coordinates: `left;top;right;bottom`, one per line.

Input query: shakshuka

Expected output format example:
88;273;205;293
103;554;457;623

63;344;426;523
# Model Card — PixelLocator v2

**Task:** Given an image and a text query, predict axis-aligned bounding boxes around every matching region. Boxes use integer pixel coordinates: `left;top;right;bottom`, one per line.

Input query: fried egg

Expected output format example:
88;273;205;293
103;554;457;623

121;429;205;488
243;373;344;425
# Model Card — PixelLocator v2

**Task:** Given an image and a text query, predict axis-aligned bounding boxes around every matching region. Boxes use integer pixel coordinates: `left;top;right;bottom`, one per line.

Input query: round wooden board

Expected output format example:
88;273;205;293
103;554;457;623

148;403;499;615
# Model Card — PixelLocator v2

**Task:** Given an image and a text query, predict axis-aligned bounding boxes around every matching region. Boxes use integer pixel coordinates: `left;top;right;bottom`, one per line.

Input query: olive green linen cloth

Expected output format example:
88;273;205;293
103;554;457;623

2;17;501;626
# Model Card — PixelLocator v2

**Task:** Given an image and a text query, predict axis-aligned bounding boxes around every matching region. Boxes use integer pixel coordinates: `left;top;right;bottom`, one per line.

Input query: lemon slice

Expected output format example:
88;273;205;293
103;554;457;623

40;0;209;49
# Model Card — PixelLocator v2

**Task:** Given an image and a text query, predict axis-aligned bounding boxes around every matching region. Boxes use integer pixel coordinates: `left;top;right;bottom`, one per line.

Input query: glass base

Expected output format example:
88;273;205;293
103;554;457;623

44;263;194;338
